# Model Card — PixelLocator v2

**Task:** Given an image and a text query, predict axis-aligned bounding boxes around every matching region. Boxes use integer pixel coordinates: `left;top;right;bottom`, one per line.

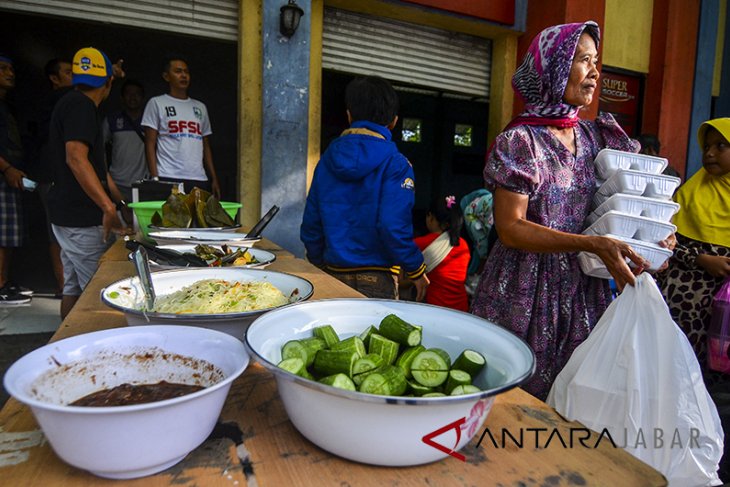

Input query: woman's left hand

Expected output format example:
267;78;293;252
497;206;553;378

655;232;677;272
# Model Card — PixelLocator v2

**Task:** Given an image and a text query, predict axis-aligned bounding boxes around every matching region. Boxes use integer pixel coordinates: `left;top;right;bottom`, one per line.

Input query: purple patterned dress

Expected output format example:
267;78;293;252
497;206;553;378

470;113;637;400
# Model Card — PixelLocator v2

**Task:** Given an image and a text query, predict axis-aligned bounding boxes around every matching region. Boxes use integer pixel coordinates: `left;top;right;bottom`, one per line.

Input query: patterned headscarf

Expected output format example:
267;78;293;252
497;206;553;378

511;21;600;124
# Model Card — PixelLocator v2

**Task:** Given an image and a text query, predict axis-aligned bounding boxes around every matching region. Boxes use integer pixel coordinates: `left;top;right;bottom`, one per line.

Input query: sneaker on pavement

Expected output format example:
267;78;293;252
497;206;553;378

2;282;33;296
0;291;31;306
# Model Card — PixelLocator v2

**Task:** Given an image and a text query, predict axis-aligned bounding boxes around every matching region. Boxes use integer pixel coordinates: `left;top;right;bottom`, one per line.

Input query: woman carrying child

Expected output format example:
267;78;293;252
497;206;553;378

414;195;470;311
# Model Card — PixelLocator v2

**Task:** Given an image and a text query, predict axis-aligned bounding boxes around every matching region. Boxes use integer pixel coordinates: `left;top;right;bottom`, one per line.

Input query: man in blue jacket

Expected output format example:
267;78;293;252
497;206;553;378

301;75;429;300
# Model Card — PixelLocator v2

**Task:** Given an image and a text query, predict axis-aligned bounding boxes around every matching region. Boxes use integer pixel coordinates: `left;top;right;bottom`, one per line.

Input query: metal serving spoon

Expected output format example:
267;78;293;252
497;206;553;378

132;247;156;311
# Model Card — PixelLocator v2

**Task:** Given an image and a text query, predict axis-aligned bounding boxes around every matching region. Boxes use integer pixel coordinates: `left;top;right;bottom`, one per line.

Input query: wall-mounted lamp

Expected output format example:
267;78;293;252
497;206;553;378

280;0;304;38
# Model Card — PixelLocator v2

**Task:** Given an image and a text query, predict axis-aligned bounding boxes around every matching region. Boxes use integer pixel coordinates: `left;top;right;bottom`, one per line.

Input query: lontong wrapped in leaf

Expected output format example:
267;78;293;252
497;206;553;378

186;187;212;227
204;195;236;227
161;191;192;228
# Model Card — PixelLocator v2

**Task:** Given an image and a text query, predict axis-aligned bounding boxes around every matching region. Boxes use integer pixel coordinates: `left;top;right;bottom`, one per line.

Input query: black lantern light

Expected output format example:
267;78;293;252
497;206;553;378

280;0;304;38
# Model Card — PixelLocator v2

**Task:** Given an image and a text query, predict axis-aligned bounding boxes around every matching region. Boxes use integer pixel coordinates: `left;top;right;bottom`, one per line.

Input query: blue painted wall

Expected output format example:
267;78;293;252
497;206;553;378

261;0;311;257
687;0;719;177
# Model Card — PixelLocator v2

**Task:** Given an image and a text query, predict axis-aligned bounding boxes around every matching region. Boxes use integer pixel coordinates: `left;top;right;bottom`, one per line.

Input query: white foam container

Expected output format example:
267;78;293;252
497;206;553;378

578;234;673;279
594;149;668;179
583;210;676;244
587;193;680;225
595;169;681;201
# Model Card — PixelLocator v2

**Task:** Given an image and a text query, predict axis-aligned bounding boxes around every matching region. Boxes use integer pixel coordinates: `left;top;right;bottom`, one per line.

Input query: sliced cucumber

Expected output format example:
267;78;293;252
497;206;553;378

452;349;487;377
359;325;377;347
281;340;307;363
407;379;435;396
422;392;447;398
318;373;356;391
430;348;452;369
353;367;381;387
379;314;422;346
330;335;366;358
277;357;306;376
396;344;426;378
358;365;407;396
368;334;400;365
444;369;472;394
312;349;359;377
313;324;340;347
450;384;481;396
411;350;449;387
281;337;325;367
353;353;385;375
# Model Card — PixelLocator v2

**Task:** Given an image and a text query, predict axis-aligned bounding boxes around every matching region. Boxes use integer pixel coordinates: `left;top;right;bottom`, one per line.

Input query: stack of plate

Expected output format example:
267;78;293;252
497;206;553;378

579;149;680;279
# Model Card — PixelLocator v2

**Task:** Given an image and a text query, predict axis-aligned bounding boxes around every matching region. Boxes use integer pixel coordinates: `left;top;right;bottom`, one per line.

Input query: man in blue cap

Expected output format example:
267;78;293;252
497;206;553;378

47;47;130;318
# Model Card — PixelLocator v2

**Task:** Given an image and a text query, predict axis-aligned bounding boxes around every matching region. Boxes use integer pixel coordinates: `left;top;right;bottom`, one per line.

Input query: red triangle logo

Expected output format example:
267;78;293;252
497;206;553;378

422;417;467;462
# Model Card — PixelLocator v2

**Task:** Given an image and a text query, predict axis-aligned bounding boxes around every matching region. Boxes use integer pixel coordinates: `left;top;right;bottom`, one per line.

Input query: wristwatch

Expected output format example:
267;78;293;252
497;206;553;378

116;200;127;211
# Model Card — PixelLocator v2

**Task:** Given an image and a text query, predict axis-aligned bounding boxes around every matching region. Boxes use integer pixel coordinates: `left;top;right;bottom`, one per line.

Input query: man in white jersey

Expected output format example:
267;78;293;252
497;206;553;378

141;56;220;198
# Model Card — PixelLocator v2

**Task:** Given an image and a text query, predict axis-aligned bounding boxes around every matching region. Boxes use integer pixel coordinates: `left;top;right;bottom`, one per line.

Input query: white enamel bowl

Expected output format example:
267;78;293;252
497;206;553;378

244;299;535;466
101;268;314;341
3;325;249;479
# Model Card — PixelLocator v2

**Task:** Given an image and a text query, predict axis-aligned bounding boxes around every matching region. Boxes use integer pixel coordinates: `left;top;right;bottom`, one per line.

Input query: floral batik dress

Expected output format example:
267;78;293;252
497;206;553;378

470;113;638;400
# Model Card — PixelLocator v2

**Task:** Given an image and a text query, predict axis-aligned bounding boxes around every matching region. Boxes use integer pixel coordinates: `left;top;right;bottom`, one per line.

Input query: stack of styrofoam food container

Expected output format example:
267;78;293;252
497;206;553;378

578;148;681;279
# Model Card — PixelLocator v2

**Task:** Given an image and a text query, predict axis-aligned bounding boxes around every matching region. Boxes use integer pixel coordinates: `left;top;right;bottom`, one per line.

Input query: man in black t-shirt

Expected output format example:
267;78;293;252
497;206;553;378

47;47;128;318
32;58;74;297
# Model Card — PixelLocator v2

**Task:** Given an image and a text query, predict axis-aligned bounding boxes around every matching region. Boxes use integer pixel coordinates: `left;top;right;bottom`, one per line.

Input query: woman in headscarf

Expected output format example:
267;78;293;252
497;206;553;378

470;21;652;400
657;118;730;386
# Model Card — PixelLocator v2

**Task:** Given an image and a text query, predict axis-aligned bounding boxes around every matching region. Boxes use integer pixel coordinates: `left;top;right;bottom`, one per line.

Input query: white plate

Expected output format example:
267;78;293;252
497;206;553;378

148;230;261;247
130;245;276;269
149;224;241;232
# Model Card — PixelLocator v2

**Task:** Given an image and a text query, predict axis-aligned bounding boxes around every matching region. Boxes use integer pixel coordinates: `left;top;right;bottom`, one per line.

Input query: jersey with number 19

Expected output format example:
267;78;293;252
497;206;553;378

141;94;212;181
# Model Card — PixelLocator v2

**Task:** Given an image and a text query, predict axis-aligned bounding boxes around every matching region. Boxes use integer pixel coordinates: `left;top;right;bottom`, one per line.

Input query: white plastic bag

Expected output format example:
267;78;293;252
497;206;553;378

547;273;724;486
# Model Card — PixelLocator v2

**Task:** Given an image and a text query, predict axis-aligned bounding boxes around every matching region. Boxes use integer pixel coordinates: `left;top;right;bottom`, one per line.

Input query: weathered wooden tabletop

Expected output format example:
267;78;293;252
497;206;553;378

0;239;667;486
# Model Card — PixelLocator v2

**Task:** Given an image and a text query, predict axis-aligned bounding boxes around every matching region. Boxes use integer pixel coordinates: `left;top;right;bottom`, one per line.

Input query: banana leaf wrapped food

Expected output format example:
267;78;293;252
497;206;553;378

150;187;236;228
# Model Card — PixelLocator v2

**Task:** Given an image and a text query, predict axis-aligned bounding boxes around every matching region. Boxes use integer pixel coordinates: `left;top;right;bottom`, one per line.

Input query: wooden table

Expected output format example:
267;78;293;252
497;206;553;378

0;239;667;486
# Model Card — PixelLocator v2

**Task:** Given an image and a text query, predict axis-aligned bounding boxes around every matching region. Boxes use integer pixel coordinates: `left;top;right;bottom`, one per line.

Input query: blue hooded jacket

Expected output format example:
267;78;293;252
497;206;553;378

300;120;426;278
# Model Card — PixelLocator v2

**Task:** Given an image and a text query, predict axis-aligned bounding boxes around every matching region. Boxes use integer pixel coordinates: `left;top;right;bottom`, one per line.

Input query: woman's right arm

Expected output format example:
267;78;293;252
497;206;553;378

493;187;648;289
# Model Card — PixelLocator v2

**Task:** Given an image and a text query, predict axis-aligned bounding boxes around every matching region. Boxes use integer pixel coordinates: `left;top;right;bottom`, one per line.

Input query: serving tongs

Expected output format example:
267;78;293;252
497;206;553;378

131;247;156;311
125;238;208;267
247;205;280;239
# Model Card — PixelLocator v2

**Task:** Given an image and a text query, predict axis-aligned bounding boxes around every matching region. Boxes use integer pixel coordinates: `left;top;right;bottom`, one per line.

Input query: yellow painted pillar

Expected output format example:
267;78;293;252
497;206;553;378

488;35;517;144
238;0;263;227
307;0;323;191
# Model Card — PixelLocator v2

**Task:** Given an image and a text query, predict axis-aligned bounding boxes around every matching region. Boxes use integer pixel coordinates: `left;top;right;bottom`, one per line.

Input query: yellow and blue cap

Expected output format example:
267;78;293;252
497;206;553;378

72;47;112;88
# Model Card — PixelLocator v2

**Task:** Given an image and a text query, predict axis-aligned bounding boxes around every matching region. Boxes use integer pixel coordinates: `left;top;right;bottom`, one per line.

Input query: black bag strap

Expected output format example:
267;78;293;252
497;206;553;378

121;111;145;143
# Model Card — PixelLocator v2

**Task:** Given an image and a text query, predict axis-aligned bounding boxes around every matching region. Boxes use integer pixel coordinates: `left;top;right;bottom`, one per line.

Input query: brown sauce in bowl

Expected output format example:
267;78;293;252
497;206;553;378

69;381;205;407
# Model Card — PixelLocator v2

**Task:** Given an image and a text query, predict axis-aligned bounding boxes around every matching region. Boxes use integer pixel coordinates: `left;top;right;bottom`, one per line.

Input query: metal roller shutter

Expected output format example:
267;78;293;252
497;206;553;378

322;8;491;98
0;0;238;41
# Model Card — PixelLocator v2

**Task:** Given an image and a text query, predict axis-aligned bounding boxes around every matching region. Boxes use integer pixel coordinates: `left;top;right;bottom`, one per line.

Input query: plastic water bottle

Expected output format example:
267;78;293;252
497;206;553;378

708;297;730;373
